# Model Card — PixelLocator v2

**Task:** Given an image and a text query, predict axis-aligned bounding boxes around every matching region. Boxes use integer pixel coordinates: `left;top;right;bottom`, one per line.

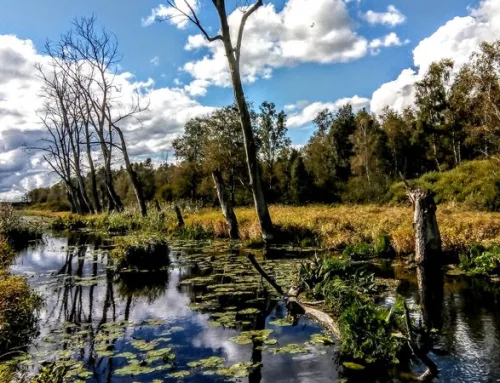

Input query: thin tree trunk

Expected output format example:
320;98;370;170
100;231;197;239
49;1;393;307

114;126;147;217
432;134;441;171
174;205;184;228
212;170;239;239
84;122;102;212
95;129;122;212
452;130;458;167
216;6;273;242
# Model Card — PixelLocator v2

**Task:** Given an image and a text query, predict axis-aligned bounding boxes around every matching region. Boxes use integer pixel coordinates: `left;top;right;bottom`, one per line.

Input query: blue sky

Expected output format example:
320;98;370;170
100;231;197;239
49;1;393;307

0;0;474;117
2;0;498;199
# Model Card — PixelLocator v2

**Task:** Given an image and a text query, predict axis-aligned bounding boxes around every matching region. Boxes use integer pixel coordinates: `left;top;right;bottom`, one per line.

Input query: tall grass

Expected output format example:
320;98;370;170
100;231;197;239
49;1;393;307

50;204;177;233
183;204;500;253
40;203;500;253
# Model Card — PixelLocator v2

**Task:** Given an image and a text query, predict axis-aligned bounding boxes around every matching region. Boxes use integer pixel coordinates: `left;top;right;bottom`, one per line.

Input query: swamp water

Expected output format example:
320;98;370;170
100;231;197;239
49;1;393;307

6;233;500;382
7;233;338;382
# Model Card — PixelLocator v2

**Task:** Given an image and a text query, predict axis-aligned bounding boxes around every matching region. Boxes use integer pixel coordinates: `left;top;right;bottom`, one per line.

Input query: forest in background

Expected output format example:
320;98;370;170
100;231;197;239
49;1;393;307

26;38;500;213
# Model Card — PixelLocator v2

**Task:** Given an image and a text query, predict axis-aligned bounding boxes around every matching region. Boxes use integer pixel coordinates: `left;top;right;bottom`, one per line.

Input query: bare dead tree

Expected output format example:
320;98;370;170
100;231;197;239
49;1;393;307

161;0;274;241
30;59;92;214
60;16;149;216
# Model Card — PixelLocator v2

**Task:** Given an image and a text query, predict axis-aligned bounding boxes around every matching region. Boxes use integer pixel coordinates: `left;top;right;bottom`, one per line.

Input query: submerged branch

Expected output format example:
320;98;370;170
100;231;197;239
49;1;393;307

247;254;341;338
403;302;439;381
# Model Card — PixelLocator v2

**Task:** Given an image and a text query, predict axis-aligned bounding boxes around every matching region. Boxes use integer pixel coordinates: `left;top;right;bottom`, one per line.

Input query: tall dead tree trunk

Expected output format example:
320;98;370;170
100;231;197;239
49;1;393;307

216;3;273;242
212;170;239;239
165;0;273;242
113;125;147;217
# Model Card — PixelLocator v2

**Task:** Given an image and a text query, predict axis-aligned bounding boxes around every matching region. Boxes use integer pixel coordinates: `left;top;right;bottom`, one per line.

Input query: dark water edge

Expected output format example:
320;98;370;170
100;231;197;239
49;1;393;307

6;233;500;383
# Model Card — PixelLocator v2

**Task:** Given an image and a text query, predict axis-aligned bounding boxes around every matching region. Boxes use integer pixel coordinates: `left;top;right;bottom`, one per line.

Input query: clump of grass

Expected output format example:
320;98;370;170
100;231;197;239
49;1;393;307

0;236;14;269
0;272;42;358
459;244;500;276
50;205;175;234
110;234;170;271
343;232;395;260
172;224;214;240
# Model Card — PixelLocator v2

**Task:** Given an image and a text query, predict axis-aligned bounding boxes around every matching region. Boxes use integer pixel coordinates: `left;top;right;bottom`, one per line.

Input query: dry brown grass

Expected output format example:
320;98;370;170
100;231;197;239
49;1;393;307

183;204;500;253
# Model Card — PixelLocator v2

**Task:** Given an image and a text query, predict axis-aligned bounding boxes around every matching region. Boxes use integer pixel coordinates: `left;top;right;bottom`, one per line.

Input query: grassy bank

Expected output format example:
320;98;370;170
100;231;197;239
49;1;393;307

31;204;500;254
184;205;500;254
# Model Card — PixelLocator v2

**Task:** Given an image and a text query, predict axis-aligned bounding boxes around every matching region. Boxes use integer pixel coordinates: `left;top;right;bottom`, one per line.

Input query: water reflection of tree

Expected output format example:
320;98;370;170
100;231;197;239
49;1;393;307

116;270;170;306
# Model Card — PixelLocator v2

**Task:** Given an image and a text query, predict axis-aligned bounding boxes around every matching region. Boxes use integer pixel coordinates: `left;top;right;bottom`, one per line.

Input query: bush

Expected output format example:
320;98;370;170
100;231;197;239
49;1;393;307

459;245;500;276
298;254;404;365
0;273;41;357
387;160;500;211
339;301;403;364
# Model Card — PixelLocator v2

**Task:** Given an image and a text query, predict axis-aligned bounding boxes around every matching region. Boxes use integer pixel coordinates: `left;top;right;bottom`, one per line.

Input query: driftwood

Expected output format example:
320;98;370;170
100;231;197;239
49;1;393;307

247;254;341;339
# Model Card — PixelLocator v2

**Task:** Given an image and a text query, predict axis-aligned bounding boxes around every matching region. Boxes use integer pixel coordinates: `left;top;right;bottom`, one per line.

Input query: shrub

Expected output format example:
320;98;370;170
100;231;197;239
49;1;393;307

298;255;404;365
0;273;42;357
0;204;43;250
387;160;500;211
339;301;403;364
459;245;500;276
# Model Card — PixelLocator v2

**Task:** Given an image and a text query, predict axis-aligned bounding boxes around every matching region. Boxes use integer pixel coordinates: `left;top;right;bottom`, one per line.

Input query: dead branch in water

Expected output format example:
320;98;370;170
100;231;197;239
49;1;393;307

403;302;439;381
247;253;341;339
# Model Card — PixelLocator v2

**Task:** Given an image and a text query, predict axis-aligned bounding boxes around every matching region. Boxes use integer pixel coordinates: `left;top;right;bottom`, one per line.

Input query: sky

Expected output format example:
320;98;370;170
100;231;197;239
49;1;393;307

1;0;500;200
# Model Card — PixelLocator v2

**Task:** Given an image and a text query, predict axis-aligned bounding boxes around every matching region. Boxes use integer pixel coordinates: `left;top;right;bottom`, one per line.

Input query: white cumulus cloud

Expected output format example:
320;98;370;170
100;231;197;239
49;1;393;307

178;0;376;96
369;32;410;55
362;5;406;27
142;0;199;28
287;95;370;129
371;0;500;116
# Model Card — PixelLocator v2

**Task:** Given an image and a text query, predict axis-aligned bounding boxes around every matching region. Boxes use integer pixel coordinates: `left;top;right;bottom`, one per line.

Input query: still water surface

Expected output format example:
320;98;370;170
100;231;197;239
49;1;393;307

9;233;500;383
11;233;338;382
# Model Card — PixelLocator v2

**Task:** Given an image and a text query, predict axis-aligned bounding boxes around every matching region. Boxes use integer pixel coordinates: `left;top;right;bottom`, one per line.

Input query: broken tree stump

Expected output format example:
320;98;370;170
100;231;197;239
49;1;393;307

407;188;442;265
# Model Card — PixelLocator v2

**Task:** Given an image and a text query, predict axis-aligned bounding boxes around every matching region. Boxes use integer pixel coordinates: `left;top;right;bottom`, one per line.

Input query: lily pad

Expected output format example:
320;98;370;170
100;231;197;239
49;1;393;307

270;343;309;354
342;362;365;370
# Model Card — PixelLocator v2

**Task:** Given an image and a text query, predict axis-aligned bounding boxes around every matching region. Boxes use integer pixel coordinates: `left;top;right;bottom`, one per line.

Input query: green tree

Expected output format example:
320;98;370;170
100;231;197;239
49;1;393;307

255;101;291;199
415;59;456;170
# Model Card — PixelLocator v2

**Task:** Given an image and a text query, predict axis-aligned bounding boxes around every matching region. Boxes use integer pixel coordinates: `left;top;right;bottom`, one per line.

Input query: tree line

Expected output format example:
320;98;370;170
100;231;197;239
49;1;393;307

26;7;500;241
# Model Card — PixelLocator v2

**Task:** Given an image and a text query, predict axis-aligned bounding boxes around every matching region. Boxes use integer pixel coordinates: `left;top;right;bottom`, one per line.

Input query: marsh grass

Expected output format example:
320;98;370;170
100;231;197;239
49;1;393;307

183;205;500;253
50;206;173;233
0;204;42;250
110;234;170;271
0;272;42;359
37;204;500;254
0;205;42;361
